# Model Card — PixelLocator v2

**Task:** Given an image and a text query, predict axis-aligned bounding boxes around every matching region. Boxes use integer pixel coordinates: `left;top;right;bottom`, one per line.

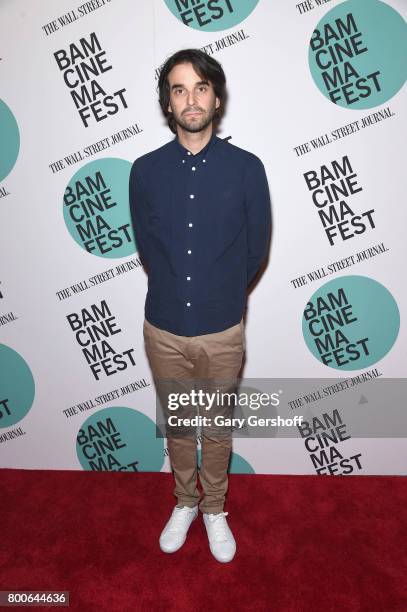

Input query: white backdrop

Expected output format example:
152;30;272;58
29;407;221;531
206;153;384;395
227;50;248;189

0;0;406;475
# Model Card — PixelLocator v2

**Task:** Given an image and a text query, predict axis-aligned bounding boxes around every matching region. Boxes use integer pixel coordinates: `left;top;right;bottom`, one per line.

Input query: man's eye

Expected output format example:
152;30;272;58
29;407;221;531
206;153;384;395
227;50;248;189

198;86;207;92
175;89;183;95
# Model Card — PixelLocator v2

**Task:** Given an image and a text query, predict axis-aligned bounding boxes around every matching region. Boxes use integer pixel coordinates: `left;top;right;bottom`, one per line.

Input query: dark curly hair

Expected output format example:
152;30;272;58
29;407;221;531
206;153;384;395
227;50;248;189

158;49;227;134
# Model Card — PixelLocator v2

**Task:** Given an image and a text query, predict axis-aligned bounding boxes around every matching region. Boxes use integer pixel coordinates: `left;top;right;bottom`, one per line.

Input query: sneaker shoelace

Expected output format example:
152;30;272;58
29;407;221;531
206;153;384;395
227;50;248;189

167;507;195;533
207;511;230;542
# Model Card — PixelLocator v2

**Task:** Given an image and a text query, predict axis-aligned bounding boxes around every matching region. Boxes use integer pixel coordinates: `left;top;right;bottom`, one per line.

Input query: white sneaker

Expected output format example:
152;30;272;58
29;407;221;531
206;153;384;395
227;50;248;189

159;505;198;553
203;511;236;563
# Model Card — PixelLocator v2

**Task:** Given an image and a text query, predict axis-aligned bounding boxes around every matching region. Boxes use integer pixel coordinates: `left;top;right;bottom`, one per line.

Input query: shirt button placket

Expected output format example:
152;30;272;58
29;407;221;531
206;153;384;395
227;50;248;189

186;151;196;311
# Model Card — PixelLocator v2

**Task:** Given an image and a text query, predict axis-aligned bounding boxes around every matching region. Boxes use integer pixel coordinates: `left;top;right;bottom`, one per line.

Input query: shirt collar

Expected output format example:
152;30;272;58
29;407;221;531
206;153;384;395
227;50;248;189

173;129;218;160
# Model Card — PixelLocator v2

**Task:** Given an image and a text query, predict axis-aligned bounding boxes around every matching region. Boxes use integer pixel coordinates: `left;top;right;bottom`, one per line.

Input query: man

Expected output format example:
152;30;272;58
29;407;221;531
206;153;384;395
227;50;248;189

129;49;271;563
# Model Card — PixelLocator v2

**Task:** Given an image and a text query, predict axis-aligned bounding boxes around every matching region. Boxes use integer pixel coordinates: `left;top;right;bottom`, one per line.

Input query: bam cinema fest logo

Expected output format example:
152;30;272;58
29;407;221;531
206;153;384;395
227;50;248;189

164;0;259;31
302;275;400;371
303;154;375;246
53;32;128;127
298;408;362;475
308;0;407;109
63;158;135;258
0;344;35;429
76;406;164;471
0;100;20;182
66;299;136;381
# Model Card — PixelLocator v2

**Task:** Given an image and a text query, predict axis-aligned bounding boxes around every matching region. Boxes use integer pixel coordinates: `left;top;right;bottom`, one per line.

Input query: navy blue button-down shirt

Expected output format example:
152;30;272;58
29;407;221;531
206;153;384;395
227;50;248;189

129;131;271;336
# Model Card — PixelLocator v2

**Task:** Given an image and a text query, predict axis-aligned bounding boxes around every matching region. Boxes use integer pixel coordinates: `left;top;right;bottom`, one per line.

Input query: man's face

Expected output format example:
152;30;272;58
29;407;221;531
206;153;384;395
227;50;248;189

167;62;220;133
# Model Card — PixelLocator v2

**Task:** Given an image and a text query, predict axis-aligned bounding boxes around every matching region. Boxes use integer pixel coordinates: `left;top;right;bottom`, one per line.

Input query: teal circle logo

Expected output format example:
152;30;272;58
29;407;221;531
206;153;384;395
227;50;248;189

228;451;255;473
309;0;407;109
0;344;35;428
76;406;164;471
0;100;20;182
302;275;400;370
164;0;259;32
63;158;135;258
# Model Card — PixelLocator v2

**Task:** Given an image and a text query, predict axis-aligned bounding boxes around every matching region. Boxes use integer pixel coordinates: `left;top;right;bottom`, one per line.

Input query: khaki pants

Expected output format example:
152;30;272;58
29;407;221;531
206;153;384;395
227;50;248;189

143;317;245;514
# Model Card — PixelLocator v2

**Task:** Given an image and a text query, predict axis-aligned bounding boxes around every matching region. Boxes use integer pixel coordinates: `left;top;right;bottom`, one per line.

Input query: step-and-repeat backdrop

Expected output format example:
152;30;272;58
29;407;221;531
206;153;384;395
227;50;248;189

1;0;406;475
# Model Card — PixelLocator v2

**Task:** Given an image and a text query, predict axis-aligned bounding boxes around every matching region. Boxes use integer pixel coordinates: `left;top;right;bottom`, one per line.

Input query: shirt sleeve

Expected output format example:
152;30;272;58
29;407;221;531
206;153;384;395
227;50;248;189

129;159;150;271
244;155;272;287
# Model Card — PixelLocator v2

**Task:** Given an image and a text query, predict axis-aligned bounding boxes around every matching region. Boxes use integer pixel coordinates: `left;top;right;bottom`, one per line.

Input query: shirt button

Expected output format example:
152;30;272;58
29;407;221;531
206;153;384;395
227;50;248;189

187;249;192;254
182;160;185;164
189;194;195;199
187;151;191;155
192;166;196;171
202;159;206;163
186;276;191;280
186;302;191;307
188;222;193;227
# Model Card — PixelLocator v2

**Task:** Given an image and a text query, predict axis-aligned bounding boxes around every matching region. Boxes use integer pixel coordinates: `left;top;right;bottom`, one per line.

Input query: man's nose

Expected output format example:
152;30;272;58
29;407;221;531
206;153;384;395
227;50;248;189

186;89;197;106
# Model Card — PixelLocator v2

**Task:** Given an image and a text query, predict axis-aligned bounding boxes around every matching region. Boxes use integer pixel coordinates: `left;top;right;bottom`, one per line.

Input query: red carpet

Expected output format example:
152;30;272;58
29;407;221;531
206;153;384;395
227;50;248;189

1;469;406;611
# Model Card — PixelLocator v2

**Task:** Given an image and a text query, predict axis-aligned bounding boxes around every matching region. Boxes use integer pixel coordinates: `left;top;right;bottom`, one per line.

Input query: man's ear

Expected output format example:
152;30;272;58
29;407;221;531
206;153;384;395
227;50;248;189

168;102;172;113
215;97;220;110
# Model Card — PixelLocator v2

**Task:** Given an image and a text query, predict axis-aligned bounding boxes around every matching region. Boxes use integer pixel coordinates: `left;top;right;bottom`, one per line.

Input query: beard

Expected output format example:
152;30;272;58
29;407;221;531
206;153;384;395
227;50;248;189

172;103;217;133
